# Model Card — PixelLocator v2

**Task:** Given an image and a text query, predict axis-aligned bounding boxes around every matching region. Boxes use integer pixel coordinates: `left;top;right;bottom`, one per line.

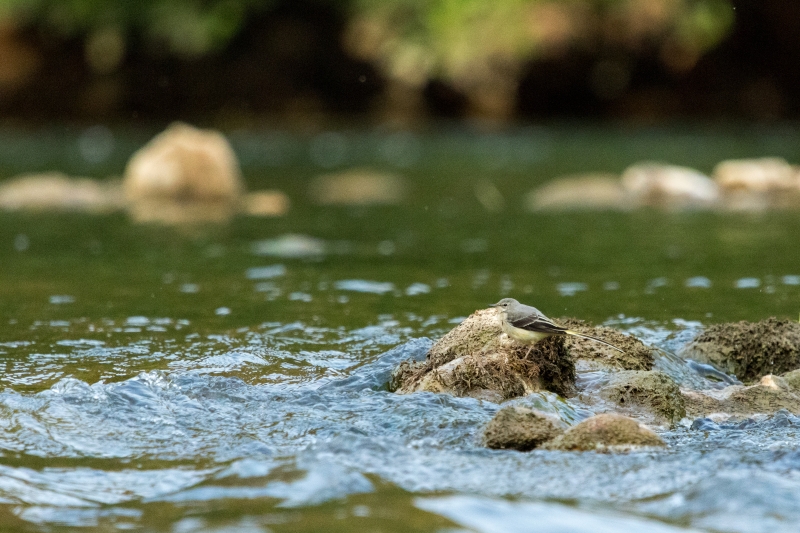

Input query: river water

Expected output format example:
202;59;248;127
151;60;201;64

2;126;800;532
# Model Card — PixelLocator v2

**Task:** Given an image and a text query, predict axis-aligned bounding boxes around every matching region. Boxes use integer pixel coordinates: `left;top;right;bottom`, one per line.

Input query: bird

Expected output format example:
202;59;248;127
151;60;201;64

490;298;623;355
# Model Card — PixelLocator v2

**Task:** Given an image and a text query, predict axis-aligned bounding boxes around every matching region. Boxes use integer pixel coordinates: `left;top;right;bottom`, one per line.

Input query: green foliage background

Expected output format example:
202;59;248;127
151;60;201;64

0;0;734;66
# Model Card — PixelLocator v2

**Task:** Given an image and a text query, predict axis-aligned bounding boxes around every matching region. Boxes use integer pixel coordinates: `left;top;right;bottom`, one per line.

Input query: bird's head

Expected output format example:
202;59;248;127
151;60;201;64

489;298;518;316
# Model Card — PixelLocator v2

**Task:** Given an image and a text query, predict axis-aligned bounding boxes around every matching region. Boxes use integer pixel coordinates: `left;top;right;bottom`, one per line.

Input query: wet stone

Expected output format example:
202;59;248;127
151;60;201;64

781;369;800;391
727;418;759;430
0;173;124;213
692;410;800;432
410;353;537;402
309;168;406;206
393;308;575;400
763;409;800;428
682;381;800;418
690;417;720;431
621;162;719;210
124;122;243;203
544;413;665;452
713;157;798;193
681;318;800;383
123;122;243;224
597;370;686;426
525;173;630;211
559;318;653;371
482;406;564;451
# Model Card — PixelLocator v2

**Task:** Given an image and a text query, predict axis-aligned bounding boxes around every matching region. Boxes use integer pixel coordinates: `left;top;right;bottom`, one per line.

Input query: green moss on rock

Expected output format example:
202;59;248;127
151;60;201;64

681;318;800;383
393;308;575;400
559;318;653;370
598;370;686;426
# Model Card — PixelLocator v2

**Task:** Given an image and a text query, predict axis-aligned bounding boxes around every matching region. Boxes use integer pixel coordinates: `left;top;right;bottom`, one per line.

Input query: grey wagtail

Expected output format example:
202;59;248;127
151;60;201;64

490;298;623;355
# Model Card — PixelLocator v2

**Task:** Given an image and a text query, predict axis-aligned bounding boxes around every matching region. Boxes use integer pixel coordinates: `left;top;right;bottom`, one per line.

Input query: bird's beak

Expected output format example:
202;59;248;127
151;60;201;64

489;303;499;307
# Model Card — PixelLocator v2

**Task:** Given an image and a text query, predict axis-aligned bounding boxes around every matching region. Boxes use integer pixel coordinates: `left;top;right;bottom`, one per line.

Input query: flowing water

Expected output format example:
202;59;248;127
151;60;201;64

2;126;800;532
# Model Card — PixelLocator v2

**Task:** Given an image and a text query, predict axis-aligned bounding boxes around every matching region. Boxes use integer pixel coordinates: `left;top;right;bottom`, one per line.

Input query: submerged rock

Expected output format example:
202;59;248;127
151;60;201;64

482;406;563;451
309;168;406;205
621;162;719;210
393;308;575;400
525;174;630;211
597;370;686;426
250;234;326;259
691;409;800;431
713;157;800;210
714;157;797;192
0;172;124;213
127;199;239;225
242;190;290;217
680;318;800;383
683;378;800;418
544;413;665;452
559;318;653;371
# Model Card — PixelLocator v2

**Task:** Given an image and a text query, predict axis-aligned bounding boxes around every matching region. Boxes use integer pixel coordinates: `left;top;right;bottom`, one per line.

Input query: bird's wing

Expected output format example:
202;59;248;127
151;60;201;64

510;313;567;334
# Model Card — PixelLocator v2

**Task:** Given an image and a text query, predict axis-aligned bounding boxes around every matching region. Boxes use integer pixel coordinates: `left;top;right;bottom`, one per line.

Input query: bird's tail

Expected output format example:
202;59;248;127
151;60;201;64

564;330;624;353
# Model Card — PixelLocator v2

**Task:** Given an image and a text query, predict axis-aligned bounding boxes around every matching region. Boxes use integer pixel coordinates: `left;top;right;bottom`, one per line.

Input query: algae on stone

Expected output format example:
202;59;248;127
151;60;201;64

682;376;800;418
393;308;575;400
559;318;653;371
781;368;800;391
681;318;800;383
598;370;686;426
482;406;563;451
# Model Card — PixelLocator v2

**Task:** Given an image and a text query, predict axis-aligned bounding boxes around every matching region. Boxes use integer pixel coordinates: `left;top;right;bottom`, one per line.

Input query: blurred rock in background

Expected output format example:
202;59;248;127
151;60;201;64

122;122;244;223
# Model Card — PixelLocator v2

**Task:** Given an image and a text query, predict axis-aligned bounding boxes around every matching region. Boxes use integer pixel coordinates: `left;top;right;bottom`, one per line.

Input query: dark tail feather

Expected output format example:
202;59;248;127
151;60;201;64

564;330;624;353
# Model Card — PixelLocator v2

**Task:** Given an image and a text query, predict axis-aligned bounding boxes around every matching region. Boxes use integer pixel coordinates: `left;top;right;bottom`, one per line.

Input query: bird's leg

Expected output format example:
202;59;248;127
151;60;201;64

524;345;533;358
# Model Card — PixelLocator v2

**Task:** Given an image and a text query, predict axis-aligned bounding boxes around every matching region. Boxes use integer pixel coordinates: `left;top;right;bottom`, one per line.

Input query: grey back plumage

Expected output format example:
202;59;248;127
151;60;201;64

491;298;566;334
499;298;540;322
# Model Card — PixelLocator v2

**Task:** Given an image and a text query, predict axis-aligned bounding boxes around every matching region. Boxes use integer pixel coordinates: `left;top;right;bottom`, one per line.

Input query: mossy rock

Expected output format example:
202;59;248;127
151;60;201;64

683;377;800;417
598;370;686;426
393;308;575;400
558;318;653;371
389;359;425;392
781;368;800;391
681;318;800;383
482;406;563;451
544;413;665;452
413;352;539;402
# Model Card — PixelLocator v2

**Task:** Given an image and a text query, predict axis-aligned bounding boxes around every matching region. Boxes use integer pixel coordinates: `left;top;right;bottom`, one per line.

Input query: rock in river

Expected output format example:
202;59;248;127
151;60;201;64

621;162;719;210
683;376;800;418
525;173;630;211
309;168;406;206
482;406;564;451
713;157;800;210
123;122;244;223
781;369;800;391
392;308;575;400
597;370;686;427
680;318;800;383
558;318;653;371
544;413;665;452
0;172;123;213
